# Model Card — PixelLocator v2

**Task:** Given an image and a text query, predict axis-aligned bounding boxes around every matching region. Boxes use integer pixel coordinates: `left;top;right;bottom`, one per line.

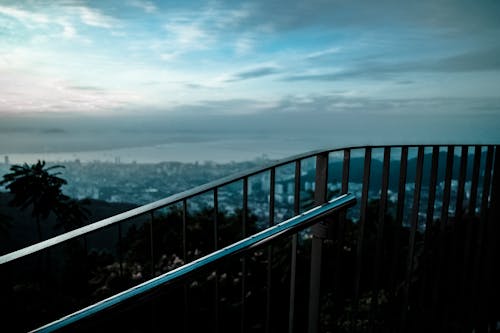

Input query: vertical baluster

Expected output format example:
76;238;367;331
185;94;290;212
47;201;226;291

389;146;408;329
455;146;468;220
401;146;424;329
445;146;467;326
183;199;188;263
342;149;351;194
241;179;248;333
83;234;89;305
337;149;351;248
294;160;302;214
425;146;439;239
269;168;276;226
395;146;409;228
118;222;123;278
440;146;455;227
419;146;439;320
333;149;350;323
369;146;390;331
214;189;219;248
460;146;480;325
480;147;494;224
44;247;52;324
484;146;500;330
339;148;350;255
468;146;482;216
288;161;301;333
472;146;493;328
338;149;351;261
150;211;155;276
265;168;275;333
242;178;248;238
352;147;371;328
431;146;454;329
149;211;156;331
182;199;188;333
213;188;219;333
315;152;329;205
307;153;329;333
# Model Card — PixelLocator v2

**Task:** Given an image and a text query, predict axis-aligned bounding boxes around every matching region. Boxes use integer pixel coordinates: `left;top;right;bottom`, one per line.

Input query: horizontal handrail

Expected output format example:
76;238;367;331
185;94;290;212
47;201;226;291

0;144;494;265
31;193;356;333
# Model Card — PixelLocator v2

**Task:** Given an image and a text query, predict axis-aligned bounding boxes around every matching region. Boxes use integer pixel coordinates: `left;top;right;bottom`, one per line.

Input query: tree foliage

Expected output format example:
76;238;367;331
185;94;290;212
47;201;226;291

0;160;89;240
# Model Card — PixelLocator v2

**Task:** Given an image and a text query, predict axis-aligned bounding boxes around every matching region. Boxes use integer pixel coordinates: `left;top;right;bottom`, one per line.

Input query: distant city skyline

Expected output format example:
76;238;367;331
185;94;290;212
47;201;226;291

0;1;499;161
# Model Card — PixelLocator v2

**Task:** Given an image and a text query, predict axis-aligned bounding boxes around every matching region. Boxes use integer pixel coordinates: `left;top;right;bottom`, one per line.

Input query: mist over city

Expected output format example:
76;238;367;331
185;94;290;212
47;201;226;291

1;102;499;164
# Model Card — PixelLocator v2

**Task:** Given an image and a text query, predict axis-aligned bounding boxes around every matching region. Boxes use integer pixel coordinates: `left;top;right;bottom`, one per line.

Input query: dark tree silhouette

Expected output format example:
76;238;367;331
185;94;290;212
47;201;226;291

1;160;88;240
0;211;11;239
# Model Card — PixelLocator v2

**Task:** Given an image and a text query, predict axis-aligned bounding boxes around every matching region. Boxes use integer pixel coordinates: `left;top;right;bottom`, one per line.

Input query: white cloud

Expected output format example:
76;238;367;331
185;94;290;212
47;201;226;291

164;23;211;48
128;0;157;14
155;4;256;59
0;47;45;69
159;52;179;61
0;5;83;40
212;5;253;28
59;20;77;38
306;47;341;60
0;5;49;25
154;21;215;59
234;34;255;55
0;70;139;114
76;6;117;29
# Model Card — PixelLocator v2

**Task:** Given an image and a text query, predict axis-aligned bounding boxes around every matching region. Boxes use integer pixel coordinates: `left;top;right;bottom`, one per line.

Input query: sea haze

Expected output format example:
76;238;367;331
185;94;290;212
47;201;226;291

1;105;499;164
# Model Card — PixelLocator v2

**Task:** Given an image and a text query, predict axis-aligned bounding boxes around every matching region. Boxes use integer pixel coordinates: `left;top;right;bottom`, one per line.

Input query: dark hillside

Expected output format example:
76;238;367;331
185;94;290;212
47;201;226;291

0;192;138;255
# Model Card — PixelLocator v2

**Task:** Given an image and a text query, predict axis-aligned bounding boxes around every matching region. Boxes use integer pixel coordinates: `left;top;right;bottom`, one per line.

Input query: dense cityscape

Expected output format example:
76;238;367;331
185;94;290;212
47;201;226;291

0;153;474;229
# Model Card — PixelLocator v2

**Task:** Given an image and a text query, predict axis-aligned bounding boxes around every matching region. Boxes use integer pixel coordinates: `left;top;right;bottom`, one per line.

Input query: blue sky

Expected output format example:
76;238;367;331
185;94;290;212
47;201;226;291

0;0;499;114
0;0;499;158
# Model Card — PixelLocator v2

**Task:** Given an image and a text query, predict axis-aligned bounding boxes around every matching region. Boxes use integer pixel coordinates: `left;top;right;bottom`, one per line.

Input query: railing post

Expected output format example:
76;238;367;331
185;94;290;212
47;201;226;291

288;161;301;333
488;146;500;230
485;146;500;325
308;153;329;333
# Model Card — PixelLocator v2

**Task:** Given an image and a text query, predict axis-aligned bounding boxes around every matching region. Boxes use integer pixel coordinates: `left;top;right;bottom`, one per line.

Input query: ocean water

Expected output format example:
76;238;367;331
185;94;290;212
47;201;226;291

3;136;325;164
2;110;498;164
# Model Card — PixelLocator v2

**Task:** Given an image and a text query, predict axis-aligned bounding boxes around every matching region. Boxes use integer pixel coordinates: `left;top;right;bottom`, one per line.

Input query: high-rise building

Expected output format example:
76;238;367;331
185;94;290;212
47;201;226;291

4;155;9;165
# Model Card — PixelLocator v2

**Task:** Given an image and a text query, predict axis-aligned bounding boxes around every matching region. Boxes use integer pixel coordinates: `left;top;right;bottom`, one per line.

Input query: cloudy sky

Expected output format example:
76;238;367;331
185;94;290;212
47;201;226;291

0;0;499;159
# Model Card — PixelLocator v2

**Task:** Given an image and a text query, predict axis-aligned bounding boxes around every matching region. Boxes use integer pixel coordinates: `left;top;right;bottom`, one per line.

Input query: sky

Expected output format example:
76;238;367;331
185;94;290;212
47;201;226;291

0;0;499;161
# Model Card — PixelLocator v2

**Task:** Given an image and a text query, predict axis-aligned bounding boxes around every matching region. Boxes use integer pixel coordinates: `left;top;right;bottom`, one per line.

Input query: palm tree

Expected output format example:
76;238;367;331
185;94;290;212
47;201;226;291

1;160;87;240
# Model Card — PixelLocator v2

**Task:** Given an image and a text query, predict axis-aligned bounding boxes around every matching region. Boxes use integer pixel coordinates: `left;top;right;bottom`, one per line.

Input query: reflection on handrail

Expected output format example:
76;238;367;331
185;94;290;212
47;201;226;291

31;193;355;333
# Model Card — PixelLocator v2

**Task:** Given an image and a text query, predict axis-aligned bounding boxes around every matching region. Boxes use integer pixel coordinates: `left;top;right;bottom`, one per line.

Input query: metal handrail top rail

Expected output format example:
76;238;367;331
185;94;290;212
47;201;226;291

0;144;492;265
32;193;356;333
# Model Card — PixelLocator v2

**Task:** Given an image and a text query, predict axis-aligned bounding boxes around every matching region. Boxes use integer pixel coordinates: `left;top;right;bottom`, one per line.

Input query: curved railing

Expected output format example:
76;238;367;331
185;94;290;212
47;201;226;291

1;144;499;333
1;144;497;264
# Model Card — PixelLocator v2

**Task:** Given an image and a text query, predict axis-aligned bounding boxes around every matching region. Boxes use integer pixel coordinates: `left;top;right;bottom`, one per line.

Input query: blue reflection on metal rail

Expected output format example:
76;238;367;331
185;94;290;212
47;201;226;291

31;193;356;333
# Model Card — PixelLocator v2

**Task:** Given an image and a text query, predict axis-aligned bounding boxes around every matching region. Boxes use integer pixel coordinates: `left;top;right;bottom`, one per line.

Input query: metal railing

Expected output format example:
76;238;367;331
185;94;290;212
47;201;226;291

1;144;499;332
32;194;356;332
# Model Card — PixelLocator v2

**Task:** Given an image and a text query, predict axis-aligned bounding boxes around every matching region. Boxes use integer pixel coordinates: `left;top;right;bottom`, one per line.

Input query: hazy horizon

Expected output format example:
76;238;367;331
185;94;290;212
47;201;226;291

2;105;499;163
